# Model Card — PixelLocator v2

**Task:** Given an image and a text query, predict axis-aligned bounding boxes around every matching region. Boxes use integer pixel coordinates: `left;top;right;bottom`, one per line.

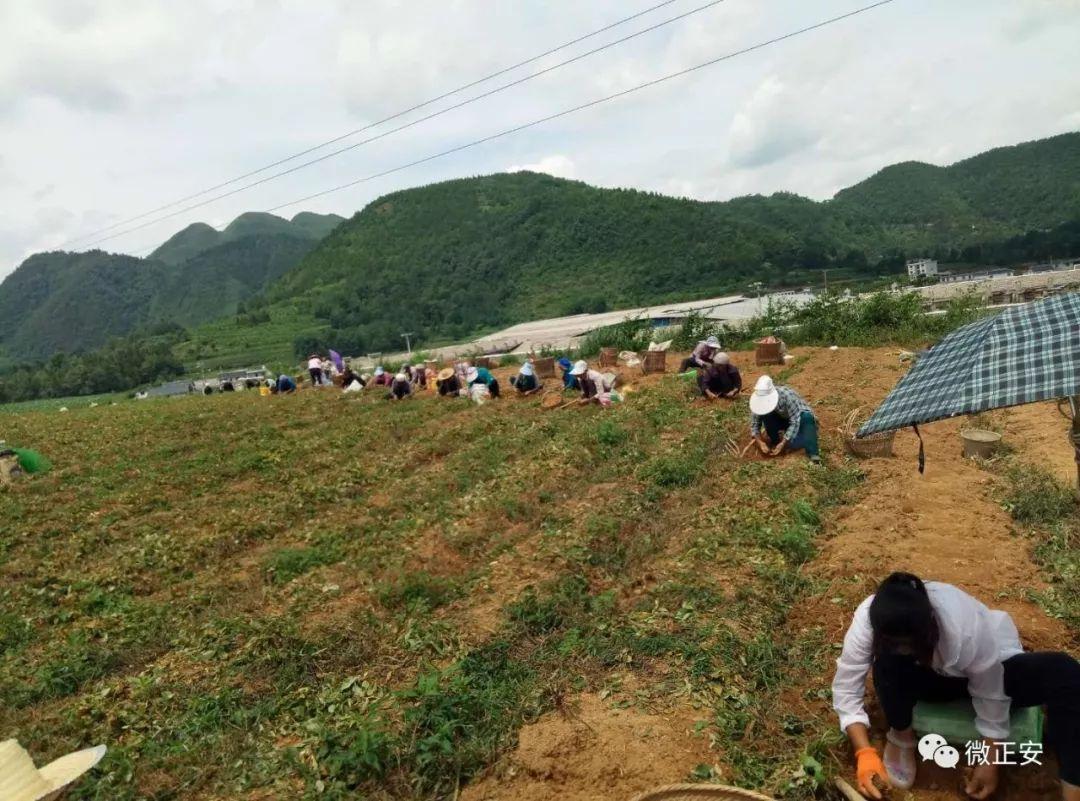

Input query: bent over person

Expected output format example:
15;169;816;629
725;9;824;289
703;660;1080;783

748;375;819;463
833;572;1080;800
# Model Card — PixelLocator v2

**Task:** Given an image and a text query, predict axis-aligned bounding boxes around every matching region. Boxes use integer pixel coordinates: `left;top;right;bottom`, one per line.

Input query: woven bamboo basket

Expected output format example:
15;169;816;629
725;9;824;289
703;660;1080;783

639;350;667;374
629;784;775;801
599;347;619;368
532;356;556;378
841;407;895;458
754;341;783;366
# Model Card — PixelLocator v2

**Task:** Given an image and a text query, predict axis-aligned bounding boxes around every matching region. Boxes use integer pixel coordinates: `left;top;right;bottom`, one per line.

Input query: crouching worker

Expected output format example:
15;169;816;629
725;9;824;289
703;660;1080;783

466;365;500;399
274;374;297;394
748;375;819;463
569;360;618;405
510;361;543;395
558;357;579;391
436;367;461;397
388;372;412;401
834;572;1080;800
699;352;741;399
680;335;720;373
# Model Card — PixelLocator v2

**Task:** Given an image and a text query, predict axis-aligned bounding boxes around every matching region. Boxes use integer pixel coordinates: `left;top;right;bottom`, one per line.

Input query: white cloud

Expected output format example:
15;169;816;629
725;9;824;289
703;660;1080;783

506;154;577;179
0;0;1078;280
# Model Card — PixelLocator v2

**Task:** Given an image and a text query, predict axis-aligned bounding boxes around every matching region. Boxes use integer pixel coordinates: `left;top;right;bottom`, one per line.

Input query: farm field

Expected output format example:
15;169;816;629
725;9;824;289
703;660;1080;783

1;348;1076;801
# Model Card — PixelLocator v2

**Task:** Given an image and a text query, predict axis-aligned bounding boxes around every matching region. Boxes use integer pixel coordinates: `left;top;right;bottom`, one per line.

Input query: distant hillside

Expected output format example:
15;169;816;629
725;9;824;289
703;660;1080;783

150;211;343;265
4;132;1079;367
0;210;342;361
832;132;1080;234
269;133;1080;353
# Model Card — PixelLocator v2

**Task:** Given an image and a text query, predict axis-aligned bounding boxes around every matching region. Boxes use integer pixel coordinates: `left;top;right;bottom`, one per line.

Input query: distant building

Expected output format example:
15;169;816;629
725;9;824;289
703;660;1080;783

939;268;1012;284
906;258;938;279
144;380;194;398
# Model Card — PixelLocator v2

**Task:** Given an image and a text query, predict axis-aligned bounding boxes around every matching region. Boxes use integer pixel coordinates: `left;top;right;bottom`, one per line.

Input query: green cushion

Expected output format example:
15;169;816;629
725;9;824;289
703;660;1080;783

913;700;1043;744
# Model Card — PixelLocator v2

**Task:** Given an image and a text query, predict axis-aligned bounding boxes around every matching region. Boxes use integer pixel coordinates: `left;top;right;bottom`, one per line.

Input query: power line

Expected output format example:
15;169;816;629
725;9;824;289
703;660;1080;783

263;1;898;214
75;0;725;251
61;0;683;247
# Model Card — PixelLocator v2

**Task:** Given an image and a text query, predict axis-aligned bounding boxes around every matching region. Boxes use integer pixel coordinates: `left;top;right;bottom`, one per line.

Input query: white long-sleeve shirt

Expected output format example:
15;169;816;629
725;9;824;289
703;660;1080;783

832;582;1024;740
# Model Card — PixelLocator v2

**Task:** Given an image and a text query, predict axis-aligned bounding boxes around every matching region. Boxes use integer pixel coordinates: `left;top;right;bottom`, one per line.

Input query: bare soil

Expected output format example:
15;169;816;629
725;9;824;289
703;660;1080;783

465;347;1078;801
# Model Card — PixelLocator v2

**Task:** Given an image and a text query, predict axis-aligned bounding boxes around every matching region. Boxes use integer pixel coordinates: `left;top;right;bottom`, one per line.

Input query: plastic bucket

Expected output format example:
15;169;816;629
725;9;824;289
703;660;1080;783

961;429;1002;459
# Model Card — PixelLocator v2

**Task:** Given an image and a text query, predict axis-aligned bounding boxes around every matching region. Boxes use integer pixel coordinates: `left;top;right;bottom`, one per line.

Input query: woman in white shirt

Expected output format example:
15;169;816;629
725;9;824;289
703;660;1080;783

833;572;1080;800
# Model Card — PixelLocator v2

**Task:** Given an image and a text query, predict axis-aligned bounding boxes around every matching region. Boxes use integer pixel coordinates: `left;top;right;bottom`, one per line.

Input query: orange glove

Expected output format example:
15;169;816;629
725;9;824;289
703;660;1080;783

855;746;890;799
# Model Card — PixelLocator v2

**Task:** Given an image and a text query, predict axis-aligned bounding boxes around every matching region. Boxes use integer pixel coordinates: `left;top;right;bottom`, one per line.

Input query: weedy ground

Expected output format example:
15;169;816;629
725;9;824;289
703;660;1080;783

1;348;1074;801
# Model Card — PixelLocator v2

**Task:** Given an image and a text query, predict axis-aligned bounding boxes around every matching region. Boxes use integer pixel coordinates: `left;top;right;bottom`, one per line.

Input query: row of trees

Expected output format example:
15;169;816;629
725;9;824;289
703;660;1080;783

0;336;184;404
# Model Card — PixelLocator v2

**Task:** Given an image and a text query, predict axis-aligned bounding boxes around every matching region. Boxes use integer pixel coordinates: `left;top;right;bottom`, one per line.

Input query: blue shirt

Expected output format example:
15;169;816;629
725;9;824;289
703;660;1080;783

750;385;814;441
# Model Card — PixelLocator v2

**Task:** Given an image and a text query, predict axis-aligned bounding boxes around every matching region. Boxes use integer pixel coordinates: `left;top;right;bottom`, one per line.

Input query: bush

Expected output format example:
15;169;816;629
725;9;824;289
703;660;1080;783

1003;465;1076;525
576;318;653;357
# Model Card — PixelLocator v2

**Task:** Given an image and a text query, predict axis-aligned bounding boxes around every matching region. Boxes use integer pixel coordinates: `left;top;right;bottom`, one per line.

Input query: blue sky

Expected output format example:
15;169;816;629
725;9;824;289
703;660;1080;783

1;0;1078;278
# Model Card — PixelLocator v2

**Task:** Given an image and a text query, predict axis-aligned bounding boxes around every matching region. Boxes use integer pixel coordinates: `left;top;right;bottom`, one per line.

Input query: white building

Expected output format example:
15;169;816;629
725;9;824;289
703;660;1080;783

906;258;938;279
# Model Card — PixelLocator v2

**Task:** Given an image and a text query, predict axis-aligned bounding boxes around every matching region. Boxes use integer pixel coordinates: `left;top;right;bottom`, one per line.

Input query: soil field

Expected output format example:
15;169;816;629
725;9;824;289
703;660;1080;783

1;348;1075;801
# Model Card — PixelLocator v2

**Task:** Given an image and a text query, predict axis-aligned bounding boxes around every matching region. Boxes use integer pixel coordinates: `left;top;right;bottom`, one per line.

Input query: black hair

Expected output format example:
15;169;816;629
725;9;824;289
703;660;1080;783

869;571;939;663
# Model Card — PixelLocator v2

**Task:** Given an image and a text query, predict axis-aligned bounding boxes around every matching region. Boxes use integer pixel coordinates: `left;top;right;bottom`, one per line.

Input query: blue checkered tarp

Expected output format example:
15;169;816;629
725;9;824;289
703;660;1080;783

858;292;1080;437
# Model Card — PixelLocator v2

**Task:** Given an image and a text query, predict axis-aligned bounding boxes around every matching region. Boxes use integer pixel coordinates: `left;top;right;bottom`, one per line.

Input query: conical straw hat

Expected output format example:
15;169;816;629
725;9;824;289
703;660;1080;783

0;739;107;801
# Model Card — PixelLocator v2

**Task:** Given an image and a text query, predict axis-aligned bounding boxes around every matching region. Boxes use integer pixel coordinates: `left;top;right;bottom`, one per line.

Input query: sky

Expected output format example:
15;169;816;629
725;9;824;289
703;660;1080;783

1;0;1078;280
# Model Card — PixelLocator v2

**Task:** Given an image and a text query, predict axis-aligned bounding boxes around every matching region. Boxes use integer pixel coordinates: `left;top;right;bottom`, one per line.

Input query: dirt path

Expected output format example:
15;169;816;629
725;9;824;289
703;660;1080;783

786;347;1075;800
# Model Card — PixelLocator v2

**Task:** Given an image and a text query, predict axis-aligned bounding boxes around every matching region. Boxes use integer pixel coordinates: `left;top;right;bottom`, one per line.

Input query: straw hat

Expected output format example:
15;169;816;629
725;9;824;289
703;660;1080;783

570;360;588;376
749;375;780;415
0;740;107;801
437;367;455;381
394;372;408;382
713;351;730;365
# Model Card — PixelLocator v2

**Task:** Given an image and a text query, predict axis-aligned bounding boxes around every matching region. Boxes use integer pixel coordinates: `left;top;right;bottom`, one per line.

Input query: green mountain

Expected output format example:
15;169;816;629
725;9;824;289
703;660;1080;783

262;132;1080;355
4;132;1079;370
150;211;343;265
832;132;1080;234
0;210;344;361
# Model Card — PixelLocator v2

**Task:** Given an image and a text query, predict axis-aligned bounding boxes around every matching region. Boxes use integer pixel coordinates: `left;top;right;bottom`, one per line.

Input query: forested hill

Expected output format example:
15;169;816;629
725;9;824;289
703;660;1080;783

3;132;1079;366
150;211;343;264
270;132;1080;353
0;213;339;361
832;132;1080;232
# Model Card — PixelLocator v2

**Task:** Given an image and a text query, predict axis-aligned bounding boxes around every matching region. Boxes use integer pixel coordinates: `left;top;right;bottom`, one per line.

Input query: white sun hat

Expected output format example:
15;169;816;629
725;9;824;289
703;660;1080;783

0;740;107;801
749;375;780;416
466;366;479;383
394;372;407;382
520;362;535;377
570;360;588;376
704;335;720;348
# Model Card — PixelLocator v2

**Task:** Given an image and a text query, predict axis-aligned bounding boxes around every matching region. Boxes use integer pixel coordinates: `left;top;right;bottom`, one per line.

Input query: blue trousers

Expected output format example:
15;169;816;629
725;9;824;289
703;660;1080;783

762;410;819;459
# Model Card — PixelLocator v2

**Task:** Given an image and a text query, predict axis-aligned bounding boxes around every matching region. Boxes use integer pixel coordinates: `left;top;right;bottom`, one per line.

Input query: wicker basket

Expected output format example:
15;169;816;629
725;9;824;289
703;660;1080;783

640;350;667;374
629;784;775;801
599;347;619;368
754;341;783;366
532;356;556;378
841;408;895;458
